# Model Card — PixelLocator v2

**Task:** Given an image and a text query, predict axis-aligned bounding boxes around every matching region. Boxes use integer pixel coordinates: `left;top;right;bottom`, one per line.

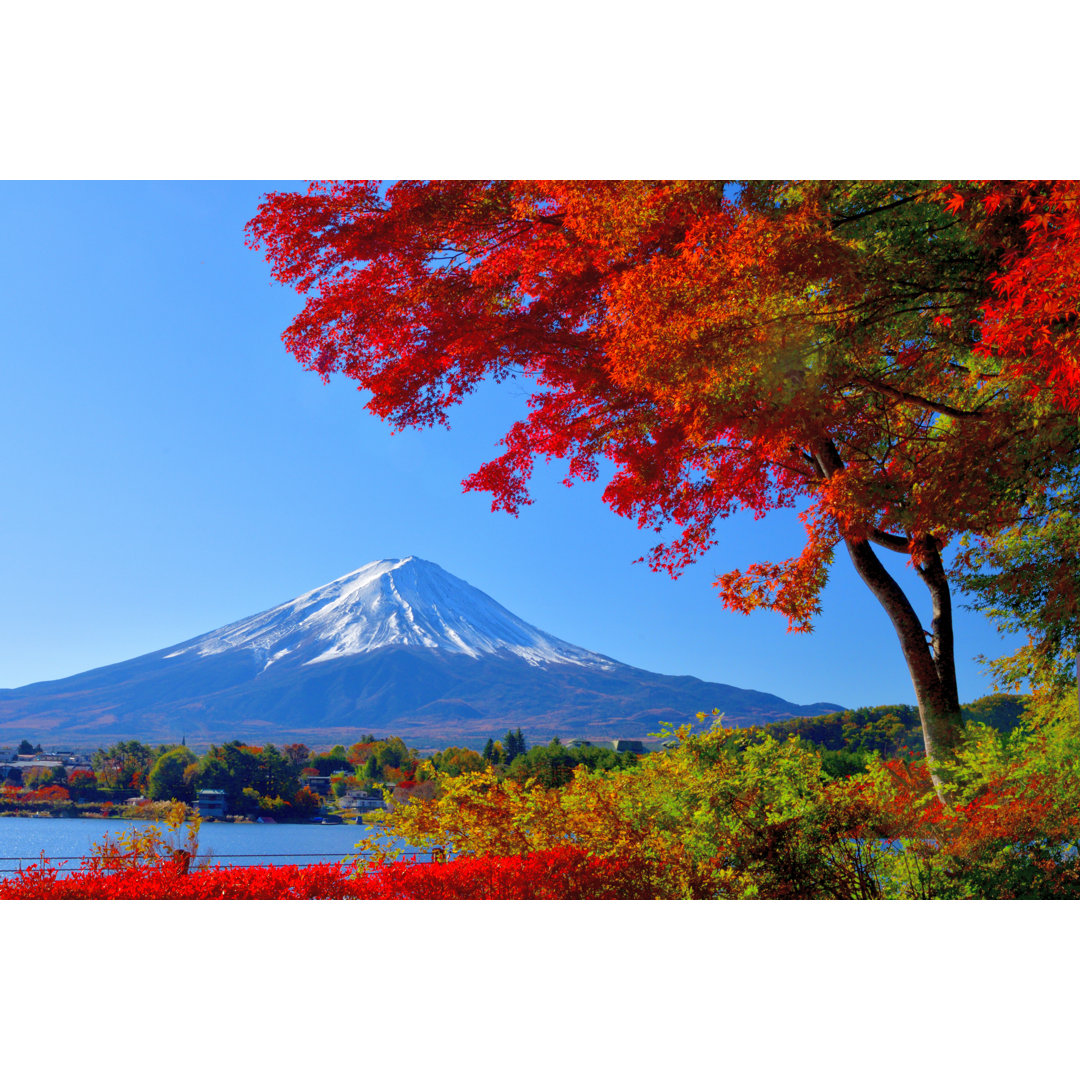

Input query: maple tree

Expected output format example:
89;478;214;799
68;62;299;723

247;181;1079;789
944;182;1080;716
948;181;1080;411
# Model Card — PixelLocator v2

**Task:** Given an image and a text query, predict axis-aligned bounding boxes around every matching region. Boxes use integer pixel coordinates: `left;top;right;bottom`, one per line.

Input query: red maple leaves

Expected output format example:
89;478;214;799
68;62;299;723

247;180;1078;643
953;181;1080;410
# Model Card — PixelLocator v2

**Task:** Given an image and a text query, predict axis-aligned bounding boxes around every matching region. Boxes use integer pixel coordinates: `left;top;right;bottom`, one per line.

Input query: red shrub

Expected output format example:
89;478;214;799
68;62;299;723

0;846;662;900
31;785;71;802
351;847;662;899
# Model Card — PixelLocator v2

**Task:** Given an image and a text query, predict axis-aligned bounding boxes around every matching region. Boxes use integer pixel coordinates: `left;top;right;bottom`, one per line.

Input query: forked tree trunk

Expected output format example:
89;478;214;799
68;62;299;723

844;536;963;802
810;438;964;801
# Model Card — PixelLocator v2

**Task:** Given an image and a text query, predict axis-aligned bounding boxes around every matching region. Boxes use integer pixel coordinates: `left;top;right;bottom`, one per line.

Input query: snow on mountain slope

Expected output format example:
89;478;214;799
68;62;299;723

0;556;847;747
164;557;615;671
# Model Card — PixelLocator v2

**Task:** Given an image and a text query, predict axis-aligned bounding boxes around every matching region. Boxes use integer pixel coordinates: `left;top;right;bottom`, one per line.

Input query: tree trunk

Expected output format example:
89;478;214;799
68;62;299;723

810;437;963;800
843;536;963;802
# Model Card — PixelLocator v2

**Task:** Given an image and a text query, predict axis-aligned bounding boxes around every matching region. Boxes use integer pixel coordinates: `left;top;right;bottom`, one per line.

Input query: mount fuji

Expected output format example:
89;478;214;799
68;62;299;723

0;557;843;748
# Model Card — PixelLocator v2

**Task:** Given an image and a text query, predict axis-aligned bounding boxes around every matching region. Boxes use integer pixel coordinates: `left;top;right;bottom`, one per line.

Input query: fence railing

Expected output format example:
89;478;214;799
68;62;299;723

0;850;440;877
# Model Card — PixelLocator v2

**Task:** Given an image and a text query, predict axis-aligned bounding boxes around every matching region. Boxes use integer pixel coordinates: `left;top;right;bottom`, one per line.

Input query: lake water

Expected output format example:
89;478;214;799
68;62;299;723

0;816;410;875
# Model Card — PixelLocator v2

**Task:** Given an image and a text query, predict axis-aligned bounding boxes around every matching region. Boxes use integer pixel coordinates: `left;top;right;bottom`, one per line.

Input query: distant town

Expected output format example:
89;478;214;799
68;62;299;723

0;732;649;823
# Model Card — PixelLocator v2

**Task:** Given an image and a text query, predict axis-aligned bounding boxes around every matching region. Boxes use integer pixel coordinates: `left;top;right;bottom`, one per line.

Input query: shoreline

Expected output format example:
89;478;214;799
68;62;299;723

0;808;377;825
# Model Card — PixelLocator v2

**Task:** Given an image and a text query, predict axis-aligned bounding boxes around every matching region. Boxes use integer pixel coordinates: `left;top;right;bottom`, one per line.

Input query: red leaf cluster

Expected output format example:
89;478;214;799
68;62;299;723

944;180;1080;409
247;181;1078;639
0;846;662;900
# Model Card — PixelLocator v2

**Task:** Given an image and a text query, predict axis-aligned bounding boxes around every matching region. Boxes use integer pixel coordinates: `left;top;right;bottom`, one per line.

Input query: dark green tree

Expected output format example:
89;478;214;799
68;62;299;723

147;746;198;802
362;755;382;786
258;744;302;799
374;737;409;771
505;739;638;788
190;742;303;806
503;729;527;764
311;745;349;775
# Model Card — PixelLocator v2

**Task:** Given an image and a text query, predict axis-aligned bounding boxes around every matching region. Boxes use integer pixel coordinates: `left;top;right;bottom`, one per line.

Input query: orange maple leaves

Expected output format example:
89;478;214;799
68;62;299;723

953;181;1080;410
247;181;1077;633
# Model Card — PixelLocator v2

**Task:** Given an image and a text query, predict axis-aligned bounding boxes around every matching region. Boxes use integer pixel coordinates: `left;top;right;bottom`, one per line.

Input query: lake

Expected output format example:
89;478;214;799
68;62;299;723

0;816;410;875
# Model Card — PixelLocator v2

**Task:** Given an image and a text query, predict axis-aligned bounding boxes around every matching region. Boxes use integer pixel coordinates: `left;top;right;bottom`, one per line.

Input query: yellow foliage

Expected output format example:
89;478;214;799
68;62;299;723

90;801;201;871
360;715;846;898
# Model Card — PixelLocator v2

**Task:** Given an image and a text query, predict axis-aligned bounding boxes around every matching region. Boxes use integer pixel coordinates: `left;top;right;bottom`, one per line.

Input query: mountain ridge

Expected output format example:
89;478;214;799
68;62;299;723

0;558;844;748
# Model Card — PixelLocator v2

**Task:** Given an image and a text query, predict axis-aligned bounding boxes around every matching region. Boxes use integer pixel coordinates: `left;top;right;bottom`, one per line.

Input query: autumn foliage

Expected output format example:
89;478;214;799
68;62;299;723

2;712;1077;899
943;181;1080;410
246;181;1080;769
24;784;70;801
0;847;661;900
244;180;1077;595
362;714;1080;900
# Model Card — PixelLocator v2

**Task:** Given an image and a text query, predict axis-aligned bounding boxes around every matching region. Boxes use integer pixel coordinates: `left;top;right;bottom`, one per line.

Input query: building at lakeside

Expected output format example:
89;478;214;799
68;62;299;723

194;789;228;818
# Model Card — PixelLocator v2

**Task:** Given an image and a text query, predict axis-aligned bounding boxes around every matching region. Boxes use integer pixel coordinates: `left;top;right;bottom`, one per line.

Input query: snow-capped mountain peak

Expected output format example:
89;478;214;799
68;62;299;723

165;557;614;671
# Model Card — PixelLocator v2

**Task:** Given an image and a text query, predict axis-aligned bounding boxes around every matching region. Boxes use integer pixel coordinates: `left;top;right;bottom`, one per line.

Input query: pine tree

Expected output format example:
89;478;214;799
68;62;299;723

362;755;382;787
504;729;525;764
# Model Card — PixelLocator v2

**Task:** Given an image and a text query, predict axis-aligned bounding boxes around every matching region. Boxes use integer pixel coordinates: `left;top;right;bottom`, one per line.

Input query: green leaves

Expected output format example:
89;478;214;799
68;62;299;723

955;501;1080;698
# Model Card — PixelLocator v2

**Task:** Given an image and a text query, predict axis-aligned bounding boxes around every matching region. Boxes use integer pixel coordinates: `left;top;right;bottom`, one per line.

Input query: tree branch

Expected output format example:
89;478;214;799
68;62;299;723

830;192;928;229
868;528;912;554
851;375;988;420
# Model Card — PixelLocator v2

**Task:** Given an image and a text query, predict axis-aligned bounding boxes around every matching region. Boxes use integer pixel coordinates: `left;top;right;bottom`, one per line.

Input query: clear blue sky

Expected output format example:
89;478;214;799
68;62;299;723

0;180;1022;708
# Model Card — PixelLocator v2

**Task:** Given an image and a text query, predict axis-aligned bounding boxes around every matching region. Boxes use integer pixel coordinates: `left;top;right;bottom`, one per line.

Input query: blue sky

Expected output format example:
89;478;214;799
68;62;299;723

0;180;1023;708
